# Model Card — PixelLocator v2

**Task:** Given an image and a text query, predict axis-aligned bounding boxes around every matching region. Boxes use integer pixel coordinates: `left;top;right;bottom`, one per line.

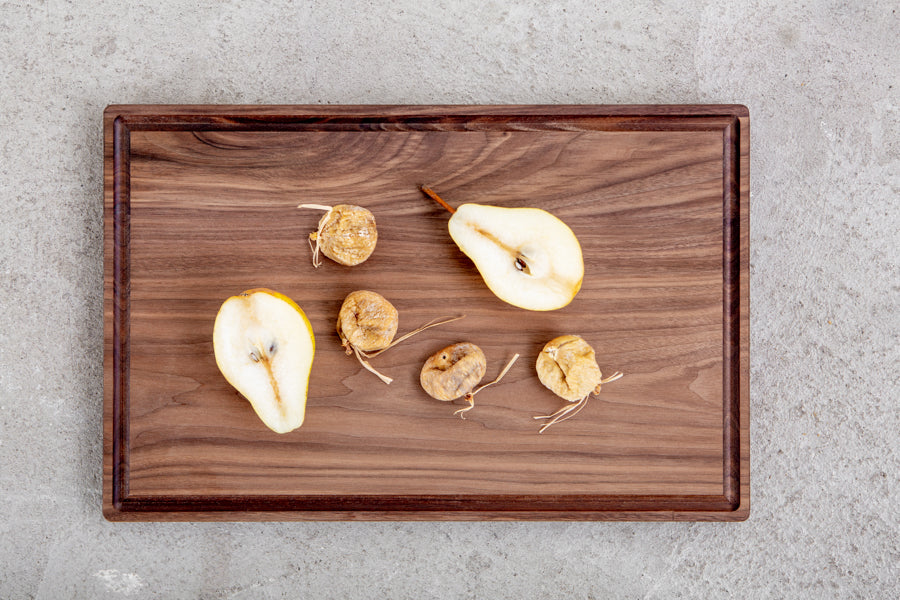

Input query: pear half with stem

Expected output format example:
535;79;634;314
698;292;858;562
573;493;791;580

213;288;315;433
422;186;584;311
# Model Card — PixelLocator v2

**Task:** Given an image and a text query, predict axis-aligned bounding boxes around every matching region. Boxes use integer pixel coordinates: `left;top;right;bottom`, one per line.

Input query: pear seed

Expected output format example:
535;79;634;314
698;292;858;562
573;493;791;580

514;256;530;274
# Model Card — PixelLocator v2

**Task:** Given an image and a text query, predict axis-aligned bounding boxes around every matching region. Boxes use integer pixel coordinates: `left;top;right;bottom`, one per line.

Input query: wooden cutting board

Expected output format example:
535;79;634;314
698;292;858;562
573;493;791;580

103;105;749;520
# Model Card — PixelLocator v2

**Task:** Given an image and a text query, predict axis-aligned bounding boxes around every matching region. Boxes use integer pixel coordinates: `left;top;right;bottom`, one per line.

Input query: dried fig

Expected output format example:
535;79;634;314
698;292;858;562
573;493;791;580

337;290;399;354
299;204;377;267
534;335;622;433
421;343;487;400
421;344;519;418
337;290;463;385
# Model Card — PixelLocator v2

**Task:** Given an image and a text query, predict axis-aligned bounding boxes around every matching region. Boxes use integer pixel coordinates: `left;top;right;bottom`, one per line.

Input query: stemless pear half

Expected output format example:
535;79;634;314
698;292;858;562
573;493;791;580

447;203;584;311
213;288;315;434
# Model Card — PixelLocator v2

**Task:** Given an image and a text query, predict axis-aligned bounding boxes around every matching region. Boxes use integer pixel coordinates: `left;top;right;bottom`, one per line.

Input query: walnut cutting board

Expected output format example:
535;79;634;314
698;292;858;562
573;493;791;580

103;105;750;521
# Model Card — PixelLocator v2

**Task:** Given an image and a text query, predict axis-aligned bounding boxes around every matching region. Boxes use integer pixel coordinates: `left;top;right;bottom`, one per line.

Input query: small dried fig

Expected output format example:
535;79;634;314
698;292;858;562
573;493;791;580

337;290;464;385
299;204;377;267
337;290;398;354
420;343;487;402
536;335;603;402
534;335;622;433
420;345;519;418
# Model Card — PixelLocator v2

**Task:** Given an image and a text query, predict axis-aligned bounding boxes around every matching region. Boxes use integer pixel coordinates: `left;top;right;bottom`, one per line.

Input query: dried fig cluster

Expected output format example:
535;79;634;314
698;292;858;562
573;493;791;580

300;204;378;267
534;335;622;433
289;191;623;433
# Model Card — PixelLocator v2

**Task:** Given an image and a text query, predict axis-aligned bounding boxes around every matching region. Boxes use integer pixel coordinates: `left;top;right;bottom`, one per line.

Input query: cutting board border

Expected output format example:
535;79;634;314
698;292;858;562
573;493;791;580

103;104;750;521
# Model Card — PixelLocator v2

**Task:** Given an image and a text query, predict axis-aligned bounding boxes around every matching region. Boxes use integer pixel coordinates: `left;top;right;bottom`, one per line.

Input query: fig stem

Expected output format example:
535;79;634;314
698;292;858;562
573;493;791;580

420;185;456;214
297;203;334;212
451;353;520;420
534;395;589;434
534;370;624;433
306;235;322;269
298;204;334;268
362;315;465;358
468;353;520;399
352;345;393;385
601;371;624;385
454;396;475;419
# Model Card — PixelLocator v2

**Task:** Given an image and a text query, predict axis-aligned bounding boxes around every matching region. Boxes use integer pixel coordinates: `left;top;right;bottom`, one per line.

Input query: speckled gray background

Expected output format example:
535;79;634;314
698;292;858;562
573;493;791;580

1;1;898;598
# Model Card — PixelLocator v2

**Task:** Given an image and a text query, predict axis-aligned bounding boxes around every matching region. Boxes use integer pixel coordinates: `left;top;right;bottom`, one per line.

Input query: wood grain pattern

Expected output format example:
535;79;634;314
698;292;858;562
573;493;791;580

103;105;750;520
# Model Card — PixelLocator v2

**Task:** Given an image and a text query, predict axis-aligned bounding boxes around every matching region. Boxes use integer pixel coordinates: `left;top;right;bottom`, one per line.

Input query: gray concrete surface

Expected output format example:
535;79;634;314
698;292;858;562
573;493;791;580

1;0;898;597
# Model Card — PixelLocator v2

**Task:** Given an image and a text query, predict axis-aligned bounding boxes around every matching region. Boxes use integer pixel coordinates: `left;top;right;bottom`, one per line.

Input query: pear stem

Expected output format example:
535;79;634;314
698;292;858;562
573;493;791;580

420;185;456;214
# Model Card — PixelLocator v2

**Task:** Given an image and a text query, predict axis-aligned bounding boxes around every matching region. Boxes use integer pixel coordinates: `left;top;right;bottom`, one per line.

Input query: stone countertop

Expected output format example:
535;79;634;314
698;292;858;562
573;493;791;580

1;1;897;598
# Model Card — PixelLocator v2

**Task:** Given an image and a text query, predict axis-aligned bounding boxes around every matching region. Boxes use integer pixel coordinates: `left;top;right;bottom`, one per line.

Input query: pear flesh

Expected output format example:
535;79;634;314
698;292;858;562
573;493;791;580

448;203;584;311
213;289;315;433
